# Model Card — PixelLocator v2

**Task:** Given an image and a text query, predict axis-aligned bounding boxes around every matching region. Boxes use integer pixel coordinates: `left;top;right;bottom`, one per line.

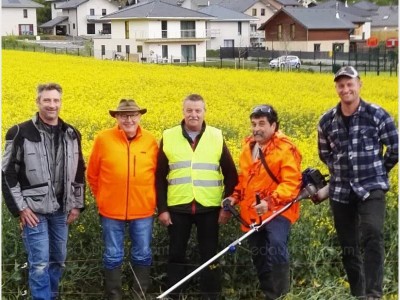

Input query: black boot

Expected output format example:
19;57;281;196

260;263;290;300
132;265;151;299
104;268;122;300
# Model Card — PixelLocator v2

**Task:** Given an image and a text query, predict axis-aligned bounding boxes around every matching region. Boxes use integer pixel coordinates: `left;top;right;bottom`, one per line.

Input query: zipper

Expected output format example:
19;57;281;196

126;141;131;220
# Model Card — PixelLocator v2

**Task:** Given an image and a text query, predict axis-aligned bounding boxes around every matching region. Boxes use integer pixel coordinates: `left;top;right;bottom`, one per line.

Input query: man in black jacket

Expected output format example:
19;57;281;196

2;83;85;300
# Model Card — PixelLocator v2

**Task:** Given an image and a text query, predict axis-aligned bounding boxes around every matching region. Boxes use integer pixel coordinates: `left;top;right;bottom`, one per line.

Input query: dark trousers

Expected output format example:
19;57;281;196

167;210;221;299
248;215;291;275
330;190;385;298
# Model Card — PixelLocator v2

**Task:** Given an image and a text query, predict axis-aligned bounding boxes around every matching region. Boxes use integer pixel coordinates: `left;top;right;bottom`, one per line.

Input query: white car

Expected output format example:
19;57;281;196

269;56;301;69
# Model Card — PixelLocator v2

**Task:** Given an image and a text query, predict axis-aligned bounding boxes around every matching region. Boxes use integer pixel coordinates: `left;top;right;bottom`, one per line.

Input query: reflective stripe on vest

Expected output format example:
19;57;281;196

163;125;224;207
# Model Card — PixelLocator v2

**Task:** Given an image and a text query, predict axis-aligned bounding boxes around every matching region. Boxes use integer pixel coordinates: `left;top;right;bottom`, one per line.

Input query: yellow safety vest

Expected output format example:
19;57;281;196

163;125;224;207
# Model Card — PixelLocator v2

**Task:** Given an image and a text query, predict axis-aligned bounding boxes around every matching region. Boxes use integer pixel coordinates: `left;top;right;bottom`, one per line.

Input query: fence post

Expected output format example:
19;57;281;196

54;48;56;54
203;57;205;67
319;61;322;73
187;56;189;65
364;63;367;77
77;48;79;56
220;57;222;69
257;56;260;70
377;53;380;76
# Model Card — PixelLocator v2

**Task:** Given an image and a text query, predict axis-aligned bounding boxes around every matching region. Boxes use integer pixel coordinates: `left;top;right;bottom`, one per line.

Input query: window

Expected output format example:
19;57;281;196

73;23;76;29
261;8;265;16
290;24;295;39
102;23;111;34
162;21;167;38
224;39;234;47
102;9;107;16
117;45;122;52
181;21;195;38
314;44;320;52
250;24;257;32
90;8;95;16
87;23;95;34
125;21;129;39
277;24;282;40
23;9;28;18
137;45;143;53
126;45;130;54
101;45;105;55
19;24;33;35
238;22;242;36
181;45;196;61
333;43;344;52
162;45;168;58
252;8;257;16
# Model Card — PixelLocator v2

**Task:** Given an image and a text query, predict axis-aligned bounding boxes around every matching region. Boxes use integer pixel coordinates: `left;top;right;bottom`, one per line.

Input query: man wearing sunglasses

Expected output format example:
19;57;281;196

87;99;158;299
225;104;302;300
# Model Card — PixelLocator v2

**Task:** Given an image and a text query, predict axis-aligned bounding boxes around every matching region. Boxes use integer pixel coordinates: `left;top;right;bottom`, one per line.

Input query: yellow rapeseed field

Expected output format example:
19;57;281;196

2;50;397;167
2;50;398;298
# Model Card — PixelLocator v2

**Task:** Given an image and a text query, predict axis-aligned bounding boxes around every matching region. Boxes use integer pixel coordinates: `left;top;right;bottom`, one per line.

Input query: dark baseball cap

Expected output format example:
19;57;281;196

334;66;360;81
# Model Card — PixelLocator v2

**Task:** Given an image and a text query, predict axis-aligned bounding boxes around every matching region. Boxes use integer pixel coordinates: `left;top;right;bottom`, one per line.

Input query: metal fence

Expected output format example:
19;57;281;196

219;46;399;74
2;40;398;76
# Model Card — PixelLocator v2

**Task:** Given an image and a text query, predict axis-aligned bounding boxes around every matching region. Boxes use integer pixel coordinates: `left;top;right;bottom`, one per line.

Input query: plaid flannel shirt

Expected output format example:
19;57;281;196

318;99;398;203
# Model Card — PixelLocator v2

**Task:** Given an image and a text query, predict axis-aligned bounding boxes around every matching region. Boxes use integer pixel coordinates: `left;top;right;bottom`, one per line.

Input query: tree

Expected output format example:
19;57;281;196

34;0;51;25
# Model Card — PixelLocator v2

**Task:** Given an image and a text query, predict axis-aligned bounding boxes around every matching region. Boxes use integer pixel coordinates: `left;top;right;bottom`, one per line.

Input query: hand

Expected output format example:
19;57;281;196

158;211;173;227
67;208;80;225
252;199;269;216
218;208;231;225
19;208;39;228
221;196;236;208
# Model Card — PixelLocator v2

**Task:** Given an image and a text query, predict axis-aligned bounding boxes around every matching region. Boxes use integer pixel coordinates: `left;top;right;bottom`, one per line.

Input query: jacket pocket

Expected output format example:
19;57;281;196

22;183;49;201
22;184;51;212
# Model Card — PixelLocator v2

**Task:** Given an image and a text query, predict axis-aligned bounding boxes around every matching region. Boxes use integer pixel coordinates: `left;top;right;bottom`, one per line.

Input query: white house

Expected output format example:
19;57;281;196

198;5;257;49
93;0;215;62
40;0;120;36
2;0;44;36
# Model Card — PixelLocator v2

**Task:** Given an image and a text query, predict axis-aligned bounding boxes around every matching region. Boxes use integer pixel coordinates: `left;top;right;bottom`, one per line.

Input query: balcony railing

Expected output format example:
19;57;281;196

181;29;196;38
206;29;220;38
87;15;103;21
132;30;208;40
250;31;264;38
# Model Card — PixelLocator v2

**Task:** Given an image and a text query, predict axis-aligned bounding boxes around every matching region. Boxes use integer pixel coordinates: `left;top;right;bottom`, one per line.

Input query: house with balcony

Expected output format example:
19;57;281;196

259;7;355;52
370;5;398;43
314;0;372;51
2;0;44;36
40;0;120;36
198;4;257;49
93;0;215;62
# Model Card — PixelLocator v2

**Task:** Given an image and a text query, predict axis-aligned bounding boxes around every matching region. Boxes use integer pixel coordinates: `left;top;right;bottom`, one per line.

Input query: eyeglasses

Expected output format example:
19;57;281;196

252;105;272;114
117;112;140;120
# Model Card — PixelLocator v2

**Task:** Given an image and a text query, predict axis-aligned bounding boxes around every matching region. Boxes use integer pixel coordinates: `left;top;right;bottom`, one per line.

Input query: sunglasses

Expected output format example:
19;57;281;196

252;105;272;114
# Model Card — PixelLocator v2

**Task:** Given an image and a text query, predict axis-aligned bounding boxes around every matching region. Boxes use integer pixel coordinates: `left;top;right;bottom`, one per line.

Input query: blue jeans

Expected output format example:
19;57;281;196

248;215;291;276
101;216;153;270
21;211;68;300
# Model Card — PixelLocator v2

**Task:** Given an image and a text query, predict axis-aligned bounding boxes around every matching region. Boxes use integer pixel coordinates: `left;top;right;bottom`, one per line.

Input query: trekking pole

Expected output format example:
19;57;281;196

156;199;296;299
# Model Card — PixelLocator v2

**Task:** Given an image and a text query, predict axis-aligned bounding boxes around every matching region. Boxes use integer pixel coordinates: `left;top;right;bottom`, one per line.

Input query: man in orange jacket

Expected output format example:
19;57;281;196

225;104;302;300
87;99;158;300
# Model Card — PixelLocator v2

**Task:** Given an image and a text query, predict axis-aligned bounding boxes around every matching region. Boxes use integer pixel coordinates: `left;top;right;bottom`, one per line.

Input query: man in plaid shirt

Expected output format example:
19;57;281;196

318;66;398;300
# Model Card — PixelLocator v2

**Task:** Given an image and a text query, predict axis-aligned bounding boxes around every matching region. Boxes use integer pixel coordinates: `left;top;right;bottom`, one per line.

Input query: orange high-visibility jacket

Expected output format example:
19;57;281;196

233;131;302;232
87;125;158;220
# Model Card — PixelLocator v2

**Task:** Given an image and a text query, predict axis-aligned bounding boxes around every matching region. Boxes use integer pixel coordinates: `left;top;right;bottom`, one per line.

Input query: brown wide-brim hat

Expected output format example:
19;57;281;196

109;99;147;117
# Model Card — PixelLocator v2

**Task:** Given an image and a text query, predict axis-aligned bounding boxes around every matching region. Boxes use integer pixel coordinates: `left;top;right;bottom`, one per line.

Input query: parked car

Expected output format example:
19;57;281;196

269;55;301;68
